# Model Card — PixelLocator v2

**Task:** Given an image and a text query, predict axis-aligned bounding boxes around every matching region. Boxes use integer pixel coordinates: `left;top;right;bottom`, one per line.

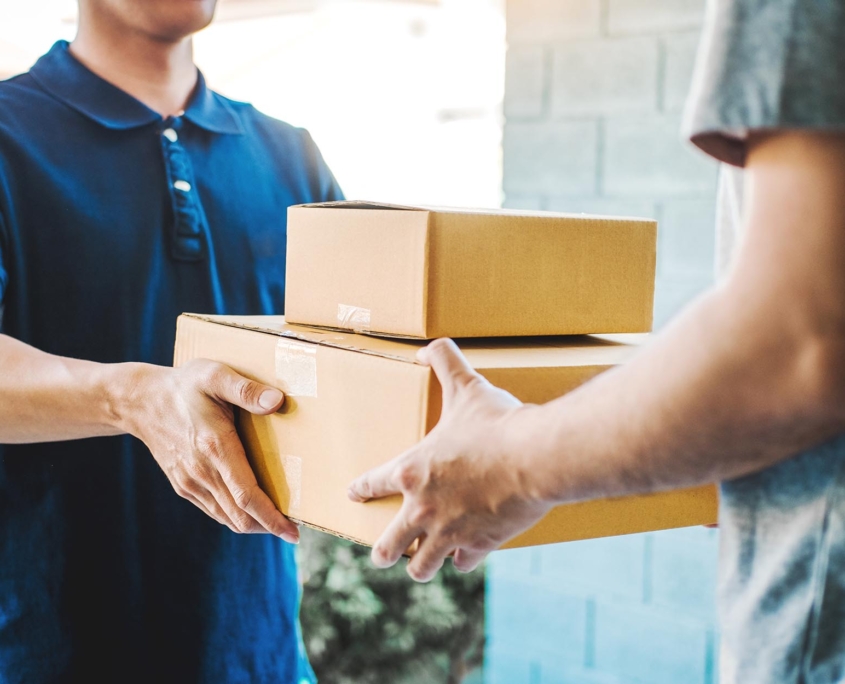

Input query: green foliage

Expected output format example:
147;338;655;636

299;529;485;684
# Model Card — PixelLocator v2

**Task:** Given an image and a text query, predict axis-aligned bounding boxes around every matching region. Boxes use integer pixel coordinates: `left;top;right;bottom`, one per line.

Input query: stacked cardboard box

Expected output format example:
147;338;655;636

173;201;717;549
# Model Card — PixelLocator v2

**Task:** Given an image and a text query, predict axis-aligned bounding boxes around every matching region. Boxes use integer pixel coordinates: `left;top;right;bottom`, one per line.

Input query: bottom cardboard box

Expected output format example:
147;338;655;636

173;314;717;550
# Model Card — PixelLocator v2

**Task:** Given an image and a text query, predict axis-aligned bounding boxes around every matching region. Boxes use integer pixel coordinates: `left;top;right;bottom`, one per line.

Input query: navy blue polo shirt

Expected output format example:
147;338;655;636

0;42;342;684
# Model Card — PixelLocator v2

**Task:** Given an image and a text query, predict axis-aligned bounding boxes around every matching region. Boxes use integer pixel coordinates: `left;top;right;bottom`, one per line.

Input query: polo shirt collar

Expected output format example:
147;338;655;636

29;41;243;135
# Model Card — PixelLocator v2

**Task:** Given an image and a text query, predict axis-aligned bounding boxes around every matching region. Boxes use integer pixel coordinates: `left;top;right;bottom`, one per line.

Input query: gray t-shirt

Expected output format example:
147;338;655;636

682;2;845;683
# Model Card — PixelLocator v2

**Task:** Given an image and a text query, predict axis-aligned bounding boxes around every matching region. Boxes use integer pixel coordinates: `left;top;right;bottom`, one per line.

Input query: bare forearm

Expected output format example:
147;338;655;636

0;333;299;537
0;333;141;442
347;132;845;580
522;282;845;504
525;133;845;505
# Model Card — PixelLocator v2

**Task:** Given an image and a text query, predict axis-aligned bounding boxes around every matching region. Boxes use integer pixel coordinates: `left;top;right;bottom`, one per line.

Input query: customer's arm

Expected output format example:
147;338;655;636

0;334;299;542
349;130;845;580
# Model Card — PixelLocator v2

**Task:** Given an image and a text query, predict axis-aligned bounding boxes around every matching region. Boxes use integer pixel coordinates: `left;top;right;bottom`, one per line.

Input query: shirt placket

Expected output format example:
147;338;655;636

160;117;206;262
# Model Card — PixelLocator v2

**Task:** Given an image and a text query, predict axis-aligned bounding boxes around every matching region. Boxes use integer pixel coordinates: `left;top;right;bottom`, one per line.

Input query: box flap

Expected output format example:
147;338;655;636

292;200;425;212
294;199;652;222
183;314;646;369
184;314;425;363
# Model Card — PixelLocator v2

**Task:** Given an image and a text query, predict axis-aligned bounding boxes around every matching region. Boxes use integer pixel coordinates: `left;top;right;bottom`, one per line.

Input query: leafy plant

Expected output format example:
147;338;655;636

299;529;485;684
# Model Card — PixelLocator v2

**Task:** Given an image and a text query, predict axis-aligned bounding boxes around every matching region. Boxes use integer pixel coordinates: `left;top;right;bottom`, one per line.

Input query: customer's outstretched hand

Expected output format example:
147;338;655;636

348;339;551;582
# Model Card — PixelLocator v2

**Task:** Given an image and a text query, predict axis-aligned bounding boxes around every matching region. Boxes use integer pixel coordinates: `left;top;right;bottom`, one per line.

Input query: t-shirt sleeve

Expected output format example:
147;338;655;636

682;0;845;167
300;128;345;202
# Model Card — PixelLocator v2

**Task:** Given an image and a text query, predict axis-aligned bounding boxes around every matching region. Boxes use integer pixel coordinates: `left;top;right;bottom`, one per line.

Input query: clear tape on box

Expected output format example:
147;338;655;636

337;303;371;332
275;339;317;398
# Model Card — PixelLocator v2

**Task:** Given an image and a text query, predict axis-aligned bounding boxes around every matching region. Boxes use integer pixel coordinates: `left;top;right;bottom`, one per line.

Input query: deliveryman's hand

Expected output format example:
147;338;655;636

347;339;552;582
117;359;299;543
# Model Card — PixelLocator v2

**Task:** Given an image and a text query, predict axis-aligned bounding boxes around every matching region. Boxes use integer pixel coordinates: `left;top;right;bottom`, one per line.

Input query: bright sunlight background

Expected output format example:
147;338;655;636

0;0;505;207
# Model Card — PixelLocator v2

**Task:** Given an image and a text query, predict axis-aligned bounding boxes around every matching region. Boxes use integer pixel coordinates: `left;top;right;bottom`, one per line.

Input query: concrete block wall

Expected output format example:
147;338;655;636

486;1;721;682
487;529;721;684
501;0;718;327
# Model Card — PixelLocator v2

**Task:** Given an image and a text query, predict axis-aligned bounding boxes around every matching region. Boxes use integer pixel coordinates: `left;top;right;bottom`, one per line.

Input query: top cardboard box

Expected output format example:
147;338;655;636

284;201;657;339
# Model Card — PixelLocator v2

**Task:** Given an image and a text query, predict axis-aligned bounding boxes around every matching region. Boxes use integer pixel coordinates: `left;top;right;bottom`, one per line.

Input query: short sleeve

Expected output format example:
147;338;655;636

300;128;344;202
682;0;845;167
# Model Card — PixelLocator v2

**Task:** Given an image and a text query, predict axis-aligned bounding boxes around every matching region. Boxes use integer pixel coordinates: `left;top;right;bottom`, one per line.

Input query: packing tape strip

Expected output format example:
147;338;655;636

337;303;371;332
280;454;302;519
275;339;317;398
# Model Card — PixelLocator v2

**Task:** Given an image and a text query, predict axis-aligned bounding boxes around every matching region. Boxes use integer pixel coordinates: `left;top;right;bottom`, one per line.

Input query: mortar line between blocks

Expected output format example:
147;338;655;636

584;598;597;668
704;628;717;684
595;117;605;196
541;44;553;120
656;36;667;112
643;534;654;603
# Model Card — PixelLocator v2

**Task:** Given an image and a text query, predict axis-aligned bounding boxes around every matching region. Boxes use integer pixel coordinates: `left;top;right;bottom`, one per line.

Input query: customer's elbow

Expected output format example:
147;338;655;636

795;331;845;422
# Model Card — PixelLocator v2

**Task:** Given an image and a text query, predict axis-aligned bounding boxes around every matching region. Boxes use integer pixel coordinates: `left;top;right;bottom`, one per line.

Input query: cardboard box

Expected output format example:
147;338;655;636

284;201;658;339
173;314;717;549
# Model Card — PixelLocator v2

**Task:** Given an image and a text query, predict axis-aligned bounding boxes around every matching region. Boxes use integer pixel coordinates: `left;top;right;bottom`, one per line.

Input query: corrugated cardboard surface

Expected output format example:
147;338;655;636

285;203;430;338
173;314;717;550
284;201;658;339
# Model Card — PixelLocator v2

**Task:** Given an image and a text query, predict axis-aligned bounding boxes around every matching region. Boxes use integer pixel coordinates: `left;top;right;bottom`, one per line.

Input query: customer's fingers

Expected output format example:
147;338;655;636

371;503;424;569
452;547;488;574
406;533;453;583
348;456;403;503
417;338;481;412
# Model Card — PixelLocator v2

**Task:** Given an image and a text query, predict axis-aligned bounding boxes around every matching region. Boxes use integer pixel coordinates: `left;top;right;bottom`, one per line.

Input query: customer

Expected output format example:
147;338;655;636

350;2;845;681
0;0;341;682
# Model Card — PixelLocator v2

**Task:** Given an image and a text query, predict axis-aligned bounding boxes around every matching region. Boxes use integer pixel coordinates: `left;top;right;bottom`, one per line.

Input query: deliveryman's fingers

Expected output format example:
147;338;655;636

176;475;239;532
205;362;286;416
214;453;299;542
186;491;238;534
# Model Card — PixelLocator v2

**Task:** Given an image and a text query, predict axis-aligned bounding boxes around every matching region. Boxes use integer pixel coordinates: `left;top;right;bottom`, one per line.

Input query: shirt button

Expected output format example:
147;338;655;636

173;180;192;192
163;128;178;142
